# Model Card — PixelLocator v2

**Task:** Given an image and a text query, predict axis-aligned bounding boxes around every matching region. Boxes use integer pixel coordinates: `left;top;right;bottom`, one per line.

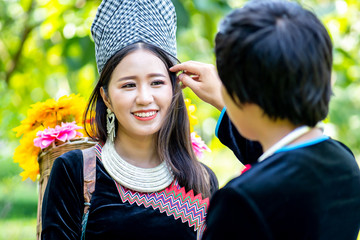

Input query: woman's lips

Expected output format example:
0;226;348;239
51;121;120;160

132;110;158;121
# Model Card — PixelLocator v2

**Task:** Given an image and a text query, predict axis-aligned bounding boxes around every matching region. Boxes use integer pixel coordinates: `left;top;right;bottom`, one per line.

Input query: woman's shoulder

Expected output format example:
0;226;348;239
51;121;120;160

44;149;85;203
51;149;84;175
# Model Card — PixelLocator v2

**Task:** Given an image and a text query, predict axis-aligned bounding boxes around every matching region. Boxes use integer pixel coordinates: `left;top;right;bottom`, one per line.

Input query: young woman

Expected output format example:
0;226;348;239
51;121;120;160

41;41;218;240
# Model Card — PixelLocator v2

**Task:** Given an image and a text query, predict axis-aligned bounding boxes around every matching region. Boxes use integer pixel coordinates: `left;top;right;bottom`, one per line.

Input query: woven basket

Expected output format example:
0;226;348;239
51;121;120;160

36;137;97;240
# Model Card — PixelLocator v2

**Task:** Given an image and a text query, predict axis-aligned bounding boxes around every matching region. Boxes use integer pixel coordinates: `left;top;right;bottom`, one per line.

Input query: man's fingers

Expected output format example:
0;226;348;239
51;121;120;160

170;61;203;75
178;73;200;91
192;75;200;81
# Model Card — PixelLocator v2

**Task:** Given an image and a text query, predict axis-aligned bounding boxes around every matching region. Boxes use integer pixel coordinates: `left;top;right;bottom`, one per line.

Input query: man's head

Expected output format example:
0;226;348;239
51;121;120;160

215;0;333;127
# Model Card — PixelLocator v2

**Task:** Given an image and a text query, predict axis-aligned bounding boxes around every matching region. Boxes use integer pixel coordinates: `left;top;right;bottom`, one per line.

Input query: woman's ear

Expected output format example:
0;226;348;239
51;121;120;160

100;87;112;111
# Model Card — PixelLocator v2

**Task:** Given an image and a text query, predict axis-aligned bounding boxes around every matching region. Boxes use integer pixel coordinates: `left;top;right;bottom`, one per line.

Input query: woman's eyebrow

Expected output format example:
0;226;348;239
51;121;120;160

148;73;166;78
117;76;136;81
117;73;166;82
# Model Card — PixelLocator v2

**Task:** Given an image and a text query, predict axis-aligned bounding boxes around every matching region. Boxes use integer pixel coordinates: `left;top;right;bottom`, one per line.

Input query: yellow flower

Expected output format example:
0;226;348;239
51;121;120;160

56;94;87;125
185;98;198;132
13;119;37;138
13;94;88;181
13;130;40;162
19;157;39;181
13;129;41;181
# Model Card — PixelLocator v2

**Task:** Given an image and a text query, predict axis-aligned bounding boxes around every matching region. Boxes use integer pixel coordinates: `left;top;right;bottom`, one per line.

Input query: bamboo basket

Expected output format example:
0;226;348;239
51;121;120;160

36;137;97;240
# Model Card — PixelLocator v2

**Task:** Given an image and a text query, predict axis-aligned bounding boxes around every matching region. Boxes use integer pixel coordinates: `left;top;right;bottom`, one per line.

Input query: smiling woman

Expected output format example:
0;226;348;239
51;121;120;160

40;0;218;239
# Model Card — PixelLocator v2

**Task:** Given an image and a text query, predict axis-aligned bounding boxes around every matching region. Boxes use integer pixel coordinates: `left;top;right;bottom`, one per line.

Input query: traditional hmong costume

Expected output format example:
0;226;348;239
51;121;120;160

42;144;217;239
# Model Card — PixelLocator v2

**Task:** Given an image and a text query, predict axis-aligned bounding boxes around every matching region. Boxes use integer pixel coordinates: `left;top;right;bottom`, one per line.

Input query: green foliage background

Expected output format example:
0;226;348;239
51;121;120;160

0;0;359;239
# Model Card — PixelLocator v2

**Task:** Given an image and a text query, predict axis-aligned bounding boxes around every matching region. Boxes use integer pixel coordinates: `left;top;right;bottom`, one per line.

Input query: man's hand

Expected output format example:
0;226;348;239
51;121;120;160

170;61;225;111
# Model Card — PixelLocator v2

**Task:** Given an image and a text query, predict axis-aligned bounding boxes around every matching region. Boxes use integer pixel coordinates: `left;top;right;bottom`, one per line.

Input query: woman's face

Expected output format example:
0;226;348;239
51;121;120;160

102;49;173;140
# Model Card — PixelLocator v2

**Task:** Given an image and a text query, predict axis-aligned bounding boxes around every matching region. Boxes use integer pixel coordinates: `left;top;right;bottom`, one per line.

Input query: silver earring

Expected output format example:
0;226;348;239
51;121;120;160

106;108;116;143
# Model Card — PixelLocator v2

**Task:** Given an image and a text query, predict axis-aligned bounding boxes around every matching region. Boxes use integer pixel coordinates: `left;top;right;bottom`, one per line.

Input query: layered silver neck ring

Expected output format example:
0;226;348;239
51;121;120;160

101;141;174;192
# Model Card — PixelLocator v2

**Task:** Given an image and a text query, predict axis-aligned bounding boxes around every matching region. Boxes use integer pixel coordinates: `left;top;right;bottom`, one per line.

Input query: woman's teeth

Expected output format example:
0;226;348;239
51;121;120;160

133;111;157;118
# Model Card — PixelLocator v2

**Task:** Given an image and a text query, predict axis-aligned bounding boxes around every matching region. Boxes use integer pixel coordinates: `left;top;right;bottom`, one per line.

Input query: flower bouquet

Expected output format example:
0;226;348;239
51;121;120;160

13;94;96;181
12;94;96;239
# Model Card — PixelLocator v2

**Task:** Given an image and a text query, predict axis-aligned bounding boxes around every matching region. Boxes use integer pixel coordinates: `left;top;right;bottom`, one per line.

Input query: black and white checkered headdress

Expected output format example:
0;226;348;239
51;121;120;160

91;0;177;74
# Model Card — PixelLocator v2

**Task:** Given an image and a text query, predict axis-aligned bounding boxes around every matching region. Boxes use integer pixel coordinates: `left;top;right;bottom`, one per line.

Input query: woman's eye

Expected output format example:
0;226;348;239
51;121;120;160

151;80;165;86
122;83;136;88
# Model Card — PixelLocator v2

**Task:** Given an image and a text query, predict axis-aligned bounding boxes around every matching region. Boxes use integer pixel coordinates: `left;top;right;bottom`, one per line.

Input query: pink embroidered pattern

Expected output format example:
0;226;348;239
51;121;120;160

94;143;102;159
114;181;209;231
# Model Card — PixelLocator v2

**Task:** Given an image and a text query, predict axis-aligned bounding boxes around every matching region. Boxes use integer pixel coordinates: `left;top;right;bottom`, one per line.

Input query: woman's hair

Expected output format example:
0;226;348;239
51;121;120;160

84;42;211;198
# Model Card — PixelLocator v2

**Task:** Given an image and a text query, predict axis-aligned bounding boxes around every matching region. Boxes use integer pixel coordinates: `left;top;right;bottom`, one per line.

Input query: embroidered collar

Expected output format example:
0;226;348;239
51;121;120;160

115;180;209;232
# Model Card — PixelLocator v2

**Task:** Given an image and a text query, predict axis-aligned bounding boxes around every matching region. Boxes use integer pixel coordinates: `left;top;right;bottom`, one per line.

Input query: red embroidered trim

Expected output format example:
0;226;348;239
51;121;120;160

115;181;209;231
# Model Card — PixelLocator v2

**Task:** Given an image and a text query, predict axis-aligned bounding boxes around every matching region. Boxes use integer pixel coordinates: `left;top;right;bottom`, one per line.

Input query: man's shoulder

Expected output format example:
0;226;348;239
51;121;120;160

221;139;360;201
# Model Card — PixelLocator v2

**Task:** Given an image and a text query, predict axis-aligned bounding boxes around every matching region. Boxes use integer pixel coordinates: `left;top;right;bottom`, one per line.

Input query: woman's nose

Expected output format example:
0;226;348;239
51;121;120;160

136;87;154;105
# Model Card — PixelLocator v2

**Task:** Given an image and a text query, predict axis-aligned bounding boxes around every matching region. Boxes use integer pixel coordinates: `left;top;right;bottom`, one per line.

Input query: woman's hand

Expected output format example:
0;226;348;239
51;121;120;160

170;61;225;111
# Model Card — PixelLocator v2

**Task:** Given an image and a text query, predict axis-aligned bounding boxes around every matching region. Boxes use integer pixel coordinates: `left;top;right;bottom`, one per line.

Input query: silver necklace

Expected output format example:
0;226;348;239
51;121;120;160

101;141;174;192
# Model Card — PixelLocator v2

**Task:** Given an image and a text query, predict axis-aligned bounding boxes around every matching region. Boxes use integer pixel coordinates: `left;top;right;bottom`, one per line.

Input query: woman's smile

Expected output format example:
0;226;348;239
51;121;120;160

132;110;158;121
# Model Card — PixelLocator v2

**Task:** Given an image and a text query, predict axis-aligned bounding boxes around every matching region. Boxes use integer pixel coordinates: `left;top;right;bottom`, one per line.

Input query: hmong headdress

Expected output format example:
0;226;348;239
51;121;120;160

91;0;177;74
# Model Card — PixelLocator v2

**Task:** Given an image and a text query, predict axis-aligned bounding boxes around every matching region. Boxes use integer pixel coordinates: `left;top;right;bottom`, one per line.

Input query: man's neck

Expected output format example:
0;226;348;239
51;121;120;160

258;119;322;152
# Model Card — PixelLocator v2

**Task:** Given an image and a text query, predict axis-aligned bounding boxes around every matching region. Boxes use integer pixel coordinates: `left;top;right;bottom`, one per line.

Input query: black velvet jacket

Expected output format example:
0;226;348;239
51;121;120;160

203;111;360;240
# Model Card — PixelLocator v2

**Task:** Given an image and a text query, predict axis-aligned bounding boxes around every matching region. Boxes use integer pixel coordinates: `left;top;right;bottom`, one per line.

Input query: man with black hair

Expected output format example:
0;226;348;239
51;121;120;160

171;0;360;239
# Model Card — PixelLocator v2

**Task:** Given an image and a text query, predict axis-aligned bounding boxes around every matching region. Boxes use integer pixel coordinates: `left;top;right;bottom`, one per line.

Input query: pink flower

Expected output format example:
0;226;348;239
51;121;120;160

34;122;83;149
191;132;211;159
55;122;83;142
33;128;58;149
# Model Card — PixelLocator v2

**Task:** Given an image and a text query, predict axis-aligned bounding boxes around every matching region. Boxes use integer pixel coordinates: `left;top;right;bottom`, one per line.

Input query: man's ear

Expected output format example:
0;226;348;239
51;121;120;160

100;87;112;111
